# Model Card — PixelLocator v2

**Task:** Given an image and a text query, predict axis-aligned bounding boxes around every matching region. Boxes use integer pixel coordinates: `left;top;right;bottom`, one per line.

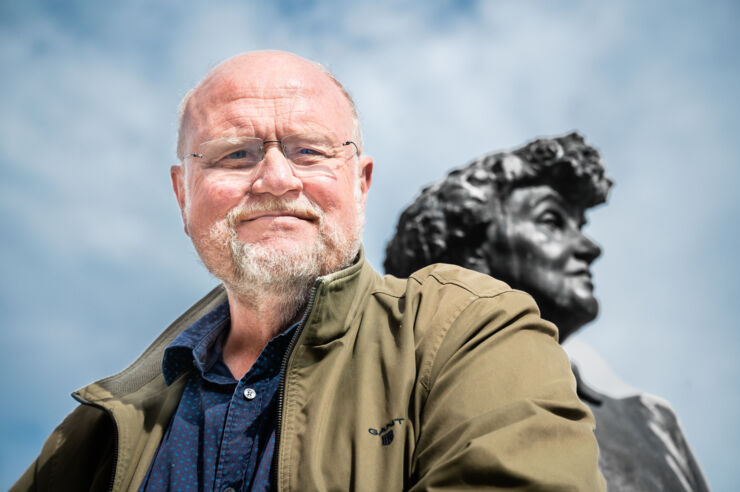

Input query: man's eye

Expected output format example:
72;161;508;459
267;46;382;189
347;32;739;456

212;149;260;169
297;147;325;156
289;146;331;165
227;150;248;159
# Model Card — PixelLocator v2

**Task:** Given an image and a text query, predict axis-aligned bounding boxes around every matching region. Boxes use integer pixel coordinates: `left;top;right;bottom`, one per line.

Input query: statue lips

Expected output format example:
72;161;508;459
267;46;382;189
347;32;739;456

567;267;594;290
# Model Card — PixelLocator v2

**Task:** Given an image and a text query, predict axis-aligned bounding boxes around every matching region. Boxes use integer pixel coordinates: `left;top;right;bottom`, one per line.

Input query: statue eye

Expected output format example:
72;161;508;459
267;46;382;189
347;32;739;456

538;210;565;229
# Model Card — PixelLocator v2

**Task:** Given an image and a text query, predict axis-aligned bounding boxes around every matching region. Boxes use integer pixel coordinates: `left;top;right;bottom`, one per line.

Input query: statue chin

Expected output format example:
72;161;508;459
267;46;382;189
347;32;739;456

542;297;599;343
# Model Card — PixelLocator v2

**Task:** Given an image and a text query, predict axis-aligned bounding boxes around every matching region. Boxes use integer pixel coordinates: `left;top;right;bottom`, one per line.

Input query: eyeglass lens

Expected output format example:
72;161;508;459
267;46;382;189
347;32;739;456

194;133;355;178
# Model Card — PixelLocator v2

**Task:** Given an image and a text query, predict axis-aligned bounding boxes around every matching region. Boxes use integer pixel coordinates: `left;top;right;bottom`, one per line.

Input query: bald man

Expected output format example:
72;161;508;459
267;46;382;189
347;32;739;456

14;51;604;491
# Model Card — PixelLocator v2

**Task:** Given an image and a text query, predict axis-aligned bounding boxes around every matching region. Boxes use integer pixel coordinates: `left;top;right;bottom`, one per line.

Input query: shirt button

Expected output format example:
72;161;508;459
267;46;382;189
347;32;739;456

243;387;257;400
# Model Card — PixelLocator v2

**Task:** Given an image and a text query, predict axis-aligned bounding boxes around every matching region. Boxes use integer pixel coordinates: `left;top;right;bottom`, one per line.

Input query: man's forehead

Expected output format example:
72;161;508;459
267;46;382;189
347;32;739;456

200;72;302;103
189;84;311;126
184;62;352;138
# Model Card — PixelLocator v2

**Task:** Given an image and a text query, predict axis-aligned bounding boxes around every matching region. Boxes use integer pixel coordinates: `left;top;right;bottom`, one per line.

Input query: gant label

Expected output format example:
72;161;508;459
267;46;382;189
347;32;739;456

368;417;405;446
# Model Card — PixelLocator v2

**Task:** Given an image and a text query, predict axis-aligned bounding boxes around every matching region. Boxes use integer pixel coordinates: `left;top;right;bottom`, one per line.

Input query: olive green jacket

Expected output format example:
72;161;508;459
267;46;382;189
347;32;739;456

14;257;604;491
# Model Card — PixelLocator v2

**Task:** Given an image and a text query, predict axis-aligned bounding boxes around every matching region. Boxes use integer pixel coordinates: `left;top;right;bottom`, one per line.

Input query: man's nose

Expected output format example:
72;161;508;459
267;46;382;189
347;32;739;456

574;232;602;265
249;146;303;196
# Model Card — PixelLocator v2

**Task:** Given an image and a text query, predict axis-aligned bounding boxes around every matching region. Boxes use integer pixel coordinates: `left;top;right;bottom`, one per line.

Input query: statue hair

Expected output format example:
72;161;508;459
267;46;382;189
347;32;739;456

383;131;613;277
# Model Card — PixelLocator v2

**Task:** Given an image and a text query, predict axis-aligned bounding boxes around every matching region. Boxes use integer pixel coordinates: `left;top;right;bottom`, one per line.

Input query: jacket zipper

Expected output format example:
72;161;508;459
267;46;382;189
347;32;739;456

72;393;120;492
271;279;321;489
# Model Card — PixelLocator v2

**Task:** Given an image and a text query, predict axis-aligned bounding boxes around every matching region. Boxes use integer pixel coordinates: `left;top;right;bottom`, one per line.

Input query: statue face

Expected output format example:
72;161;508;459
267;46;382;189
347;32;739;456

485;184;602;341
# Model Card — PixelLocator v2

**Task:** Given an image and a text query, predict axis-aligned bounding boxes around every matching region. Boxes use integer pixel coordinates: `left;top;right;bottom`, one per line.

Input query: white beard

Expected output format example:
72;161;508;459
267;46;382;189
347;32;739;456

197;190;364;325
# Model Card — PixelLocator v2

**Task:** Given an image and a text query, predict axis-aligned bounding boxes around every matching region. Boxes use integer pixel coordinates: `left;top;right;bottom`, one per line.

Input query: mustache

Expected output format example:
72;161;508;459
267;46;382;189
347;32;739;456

225;197;323;229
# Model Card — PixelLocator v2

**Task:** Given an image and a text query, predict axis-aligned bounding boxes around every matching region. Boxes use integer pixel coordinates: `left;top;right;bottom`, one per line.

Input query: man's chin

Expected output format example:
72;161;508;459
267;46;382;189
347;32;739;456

242;237;317;257
233;242;322;281
198;208;363;296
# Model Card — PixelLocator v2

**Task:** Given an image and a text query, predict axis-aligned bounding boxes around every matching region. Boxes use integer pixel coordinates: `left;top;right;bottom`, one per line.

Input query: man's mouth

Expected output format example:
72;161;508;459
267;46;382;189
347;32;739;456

240;211;317;222
227;200;323;229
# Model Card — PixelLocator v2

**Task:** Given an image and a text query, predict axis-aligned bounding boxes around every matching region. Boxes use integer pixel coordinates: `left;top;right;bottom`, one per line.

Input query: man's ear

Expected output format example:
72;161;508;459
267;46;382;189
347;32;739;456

358;155;373;202
170;164;189;236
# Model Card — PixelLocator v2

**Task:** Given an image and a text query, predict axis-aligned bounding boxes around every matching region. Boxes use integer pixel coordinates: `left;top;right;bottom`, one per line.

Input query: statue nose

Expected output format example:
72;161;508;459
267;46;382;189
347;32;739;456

575;233;601;264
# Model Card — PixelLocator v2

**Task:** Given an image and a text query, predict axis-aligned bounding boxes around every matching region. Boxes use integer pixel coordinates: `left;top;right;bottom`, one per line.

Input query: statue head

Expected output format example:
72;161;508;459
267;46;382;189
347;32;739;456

384;132;613;342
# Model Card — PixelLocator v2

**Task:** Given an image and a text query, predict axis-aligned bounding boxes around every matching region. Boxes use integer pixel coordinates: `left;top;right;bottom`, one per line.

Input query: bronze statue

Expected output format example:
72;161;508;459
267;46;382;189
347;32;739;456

384;132;709;491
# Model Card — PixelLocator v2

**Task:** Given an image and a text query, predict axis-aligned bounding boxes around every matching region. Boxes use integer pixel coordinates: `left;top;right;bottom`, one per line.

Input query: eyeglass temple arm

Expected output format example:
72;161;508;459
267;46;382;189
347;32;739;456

343;141;359;155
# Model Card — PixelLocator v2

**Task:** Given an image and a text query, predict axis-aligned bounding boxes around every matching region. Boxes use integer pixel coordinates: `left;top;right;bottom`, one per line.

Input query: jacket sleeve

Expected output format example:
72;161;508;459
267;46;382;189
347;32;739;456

409;289;605;491
11;403;115;492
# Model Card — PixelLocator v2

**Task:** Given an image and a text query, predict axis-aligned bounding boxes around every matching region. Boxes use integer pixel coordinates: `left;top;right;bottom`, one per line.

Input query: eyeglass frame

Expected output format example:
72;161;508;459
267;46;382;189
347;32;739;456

183;134;360;164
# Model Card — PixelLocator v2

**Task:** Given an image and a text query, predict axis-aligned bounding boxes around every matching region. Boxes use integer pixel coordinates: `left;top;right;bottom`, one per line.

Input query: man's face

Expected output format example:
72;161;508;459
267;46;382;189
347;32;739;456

171;53;373;295
485;184;601;340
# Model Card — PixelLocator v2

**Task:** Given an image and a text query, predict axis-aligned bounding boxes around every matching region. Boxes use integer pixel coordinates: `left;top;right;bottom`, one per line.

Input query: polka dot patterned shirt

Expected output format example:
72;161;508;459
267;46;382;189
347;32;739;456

139;300;297;492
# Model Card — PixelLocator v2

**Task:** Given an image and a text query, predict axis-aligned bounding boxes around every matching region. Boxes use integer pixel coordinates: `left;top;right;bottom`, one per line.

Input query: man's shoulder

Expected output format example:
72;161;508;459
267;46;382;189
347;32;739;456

378;262;514;299
11;403;116;491
78;285;227;402
371;263;544;346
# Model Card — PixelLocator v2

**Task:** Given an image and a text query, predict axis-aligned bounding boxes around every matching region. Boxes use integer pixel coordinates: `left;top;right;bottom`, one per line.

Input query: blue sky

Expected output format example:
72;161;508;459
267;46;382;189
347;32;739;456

1;0;738;489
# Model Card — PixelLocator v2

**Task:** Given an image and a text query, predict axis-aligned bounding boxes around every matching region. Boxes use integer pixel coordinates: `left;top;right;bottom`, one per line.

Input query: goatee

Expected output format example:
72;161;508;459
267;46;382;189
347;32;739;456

201;196;362;326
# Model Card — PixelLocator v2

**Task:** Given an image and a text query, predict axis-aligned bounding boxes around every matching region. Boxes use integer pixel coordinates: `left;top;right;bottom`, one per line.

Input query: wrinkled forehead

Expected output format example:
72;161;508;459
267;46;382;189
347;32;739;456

183;67;355;147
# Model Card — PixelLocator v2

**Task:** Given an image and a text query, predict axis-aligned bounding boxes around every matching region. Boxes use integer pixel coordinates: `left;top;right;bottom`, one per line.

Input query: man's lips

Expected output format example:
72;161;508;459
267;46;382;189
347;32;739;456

225;199;323;229
239;211;318;222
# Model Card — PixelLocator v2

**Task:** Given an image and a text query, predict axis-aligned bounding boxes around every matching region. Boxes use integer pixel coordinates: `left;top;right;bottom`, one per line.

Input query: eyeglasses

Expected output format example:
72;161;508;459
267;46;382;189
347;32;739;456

184;132;359;178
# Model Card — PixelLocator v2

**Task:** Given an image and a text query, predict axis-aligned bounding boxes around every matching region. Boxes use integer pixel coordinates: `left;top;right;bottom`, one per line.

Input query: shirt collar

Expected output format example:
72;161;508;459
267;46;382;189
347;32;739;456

162;299;231;385
161;298;304;386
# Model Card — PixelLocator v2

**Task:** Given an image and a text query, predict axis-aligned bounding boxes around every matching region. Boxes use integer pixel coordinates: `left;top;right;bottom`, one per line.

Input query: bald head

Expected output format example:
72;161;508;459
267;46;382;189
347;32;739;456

176;50;362;160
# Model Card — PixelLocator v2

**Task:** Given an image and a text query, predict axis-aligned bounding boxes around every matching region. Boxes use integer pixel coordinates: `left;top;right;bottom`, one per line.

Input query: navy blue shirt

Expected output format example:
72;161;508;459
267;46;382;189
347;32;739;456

139;300;296;492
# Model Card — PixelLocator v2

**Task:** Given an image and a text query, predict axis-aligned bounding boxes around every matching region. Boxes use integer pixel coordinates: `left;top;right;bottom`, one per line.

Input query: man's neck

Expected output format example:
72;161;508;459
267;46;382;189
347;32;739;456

221;287;309;379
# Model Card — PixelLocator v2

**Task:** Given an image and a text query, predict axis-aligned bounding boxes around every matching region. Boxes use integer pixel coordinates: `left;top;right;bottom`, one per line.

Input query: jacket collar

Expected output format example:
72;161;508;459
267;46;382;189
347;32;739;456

73;284;228;404
74;248;379;404
299;248;380;346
